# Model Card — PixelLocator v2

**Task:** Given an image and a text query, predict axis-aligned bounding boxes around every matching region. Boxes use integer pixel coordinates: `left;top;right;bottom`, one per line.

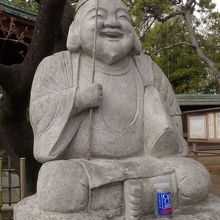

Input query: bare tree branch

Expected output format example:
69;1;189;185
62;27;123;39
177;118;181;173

139;17;156;40
184;8;220;84
157;11;184;22
149;41;195;56
0;38;29;47
185;0;196;8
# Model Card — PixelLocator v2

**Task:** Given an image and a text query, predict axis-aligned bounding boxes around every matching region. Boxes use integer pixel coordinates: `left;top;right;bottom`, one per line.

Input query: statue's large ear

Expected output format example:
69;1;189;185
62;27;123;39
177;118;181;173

66;20;81;53
132;31;142;55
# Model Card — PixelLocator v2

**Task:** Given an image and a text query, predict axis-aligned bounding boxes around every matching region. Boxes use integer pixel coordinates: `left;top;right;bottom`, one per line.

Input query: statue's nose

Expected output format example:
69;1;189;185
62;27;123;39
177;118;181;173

104;15;121;28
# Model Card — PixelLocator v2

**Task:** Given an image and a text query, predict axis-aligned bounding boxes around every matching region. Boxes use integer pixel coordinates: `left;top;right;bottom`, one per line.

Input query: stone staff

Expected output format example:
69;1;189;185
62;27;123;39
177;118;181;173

87;0;100;160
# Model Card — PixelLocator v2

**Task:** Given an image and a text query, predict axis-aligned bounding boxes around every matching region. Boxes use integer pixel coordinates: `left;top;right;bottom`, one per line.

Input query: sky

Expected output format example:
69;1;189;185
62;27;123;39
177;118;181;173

213;0;220;11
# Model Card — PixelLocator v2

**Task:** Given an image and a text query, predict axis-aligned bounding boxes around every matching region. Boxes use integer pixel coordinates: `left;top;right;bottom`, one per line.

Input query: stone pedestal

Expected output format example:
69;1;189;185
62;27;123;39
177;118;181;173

147;194;220;220
14;194;220;220
14;195;123;220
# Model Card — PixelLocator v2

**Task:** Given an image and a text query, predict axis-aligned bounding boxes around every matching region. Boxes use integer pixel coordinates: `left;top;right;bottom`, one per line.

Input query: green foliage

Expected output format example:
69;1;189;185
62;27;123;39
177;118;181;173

197;0;216;11
202;12;220;67
8;0;38;12
157;47;218;94
141;18;218;94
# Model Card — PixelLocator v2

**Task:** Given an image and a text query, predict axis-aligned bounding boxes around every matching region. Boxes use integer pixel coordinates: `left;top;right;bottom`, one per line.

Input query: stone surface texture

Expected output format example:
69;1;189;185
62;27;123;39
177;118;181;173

15;195;220;220
14;0;218;219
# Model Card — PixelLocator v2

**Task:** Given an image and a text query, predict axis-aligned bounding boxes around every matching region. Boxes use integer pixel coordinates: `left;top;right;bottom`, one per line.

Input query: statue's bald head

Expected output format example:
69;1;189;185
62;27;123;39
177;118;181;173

75;0;126;14
67;0;142;64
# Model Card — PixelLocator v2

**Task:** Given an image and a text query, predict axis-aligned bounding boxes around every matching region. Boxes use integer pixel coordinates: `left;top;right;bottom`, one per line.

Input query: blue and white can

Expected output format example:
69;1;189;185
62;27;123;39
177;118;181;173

157;191;173;216
154;183;173;218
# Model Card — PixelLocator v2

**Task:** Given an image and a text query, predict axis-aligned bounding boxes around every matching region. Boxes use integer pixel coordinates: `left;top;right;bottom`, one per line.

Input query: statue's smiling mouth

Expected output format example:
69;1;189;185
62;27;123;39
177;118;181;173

101;30;123;41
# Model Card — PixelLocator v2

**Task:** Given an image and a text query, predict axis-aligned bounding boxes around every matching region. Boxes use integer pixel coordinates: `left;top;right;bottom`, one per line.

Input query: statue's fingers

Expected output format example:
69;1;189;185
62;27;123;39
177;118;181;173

98;89;103;96
96;83;103;91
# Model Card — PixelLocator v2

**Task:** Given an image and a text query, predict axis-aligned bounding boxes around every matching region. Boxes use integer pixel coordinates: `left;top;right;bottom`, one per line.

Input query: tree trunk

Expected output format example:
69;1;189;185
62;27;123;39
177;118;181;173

0;0;70;194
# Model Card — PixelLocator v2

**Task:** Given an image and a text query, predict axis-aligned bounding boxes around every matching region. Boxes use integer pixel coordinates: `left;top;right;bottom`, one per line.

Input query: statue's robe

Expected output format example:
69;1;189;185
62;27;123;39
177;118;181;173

30;51;187;189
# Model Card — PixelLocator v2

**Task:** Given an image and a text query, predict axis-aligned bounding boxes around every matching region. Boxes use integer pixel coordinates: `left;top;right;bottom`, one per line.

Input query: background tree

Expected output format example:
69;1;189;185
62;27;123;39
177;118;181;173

0;0;74;194
124;0;220;93
142;17;219;93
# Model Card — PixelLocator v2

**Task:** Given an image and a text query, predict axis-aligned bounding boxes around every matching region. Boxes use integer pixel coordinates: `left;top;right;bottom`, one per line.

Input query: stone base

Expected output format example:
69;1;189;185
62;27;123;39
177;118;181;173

147;194;220;220
14;194;220;220
14;195;123;220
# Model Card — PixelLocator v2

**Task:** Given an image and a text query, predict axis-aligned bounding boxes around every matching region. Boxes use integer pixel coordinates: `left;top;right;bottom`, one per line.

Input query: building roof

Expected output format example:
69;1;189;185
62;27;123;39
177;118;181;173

176;94;220;106
1;0;37;22
184;107;220;114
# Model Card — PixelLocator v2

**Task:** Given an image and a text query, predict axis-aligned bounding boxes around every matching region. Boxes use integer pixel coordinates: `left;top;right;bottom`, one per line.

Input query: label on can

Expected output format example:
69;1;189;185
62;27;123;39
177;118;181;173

157;192;173;216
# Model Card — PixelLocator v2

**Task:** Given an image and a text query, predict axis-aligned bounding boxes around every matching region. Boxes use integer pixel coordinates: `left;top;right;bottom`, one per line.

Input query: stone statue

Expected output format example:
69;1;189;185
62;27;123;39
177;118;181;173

14;0;218;219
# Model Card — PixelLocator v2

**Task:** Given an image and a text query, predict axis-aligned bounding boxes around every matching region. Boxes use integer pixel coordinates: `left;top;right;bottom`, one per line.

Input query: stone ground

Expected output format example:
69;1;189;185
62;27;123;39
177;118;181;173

1;154;220;219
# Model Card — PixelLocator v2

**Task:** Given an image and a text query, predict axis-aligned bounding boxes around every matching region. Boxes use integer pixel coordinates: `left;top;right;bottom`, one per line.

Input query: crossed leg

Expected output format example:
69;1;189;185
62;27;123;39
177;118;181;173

37;160;89;212
36;157;211;215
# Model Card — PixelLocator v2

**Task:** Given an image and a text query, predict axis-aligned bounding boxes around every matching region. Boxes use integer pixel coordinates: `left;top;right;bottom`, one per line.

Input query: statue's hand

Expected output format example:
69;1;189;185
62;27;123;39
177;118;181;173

82;83;103;108
72;84;103;116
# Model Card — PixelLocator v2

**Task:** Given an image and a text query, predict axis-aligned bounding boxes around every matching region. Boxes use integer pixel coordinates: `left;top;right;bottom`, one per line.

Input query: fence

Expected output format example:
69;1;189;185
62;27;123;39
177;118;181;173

0;157;26;220
189;142;220;160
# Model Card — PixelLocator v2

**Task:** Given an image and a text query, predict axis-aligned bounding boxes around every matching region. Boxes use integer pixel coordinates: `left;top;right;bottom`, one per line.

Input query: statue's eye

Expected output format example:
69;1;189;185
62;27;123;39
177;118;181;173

90;14;105;19
97;14;104;18
88;8;107;20
119;15;131;22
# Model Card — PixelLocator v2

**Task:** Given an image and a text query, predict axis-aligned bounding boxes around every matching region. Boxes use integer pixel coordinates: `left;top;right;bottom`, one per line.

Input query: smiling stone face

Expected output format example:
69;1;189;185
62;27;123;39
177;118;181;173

78;0;136;64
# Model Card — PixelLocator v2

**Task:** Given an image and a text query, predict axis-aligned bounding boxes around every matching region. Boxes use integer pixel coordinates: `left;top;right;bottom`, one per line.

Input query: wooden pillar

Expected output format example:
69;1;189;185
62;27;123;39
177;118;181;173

19;158;26;200
8;156;11;206
0;158;2;208
192;142;198;160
